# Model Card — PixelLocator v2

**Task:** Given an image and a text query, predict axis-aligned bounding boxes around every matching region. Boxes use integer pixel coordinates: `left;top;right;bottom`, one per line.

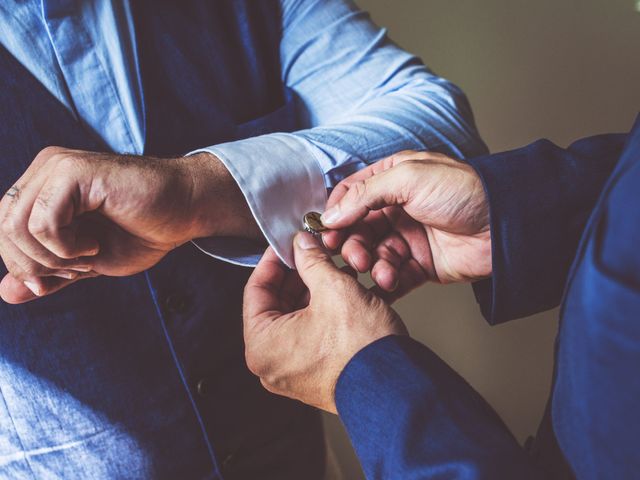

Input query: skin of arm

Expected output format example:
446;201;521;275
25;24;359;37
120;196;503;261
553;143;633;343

0;147;257;303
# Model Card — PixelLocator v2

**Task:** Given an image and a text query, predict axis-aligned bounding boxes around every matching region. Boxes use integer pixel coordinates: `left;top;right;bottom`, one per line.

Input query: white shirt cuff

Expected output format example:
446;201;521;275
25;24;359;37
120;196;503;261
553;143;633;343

189;133;327;268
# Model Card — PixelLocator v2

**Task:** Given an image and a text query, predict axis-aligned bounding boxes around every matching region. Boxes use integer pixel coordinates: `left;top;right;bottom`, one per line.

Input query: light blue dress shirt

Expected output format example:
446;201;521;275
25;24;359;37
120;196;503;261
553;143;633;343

0;0;486;267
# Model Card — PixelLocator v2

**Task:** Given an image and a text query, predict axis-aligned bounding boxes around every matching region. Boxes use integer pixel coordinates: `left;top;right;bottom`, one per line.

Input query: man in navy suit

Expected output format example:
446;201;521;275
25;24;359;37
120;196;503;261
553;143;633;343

242;117;640;479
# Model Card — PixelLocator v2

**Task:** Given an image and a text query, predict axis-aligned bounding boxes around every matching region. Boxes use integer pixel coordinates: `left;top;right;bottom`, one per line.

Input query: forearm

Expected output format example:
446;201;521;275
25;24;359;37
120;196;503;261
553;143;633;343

182;152;262;241
469;133;628;324
336;335;543;479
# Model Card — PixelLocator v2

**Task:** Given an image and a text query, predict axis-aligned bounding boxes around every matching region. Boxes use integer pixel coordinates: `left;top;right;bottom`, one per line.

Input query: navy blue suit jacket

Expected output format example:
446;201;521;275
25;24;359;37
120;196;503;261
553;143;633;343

335;116;640;479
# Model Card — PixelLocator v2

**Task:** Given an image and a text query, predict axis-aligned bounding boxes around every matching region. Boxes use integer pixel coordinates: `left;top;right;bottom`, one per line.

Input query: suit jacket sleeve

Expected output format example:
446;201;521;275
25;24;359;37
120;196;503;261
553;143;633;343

467;134;627;324
335;335;544;479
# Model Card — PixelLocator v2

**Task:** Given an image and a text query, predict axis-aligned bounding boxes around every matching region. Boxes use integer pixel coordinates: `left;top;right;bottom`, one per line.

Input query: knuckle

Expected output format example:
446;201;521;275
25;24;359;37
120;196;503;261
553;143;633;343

37;146;64;160
3;259;22;279
55;244;76;260
263;374;286;392
394;161;425;182
33;190;52;211
0;220;10;237
54;154;83;174
350;180;368;200
2;215;21;236
259;378;278;395
27;215;51;238
244;348;264;377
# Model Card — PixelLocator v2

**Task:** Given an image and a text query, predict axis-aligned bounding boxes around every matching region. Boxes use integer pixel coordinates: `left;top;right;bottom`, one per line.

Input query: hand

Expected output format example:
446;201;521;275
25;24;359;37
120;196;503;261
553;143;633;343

0;147;259;303
243;231;407;413
321;151;491;302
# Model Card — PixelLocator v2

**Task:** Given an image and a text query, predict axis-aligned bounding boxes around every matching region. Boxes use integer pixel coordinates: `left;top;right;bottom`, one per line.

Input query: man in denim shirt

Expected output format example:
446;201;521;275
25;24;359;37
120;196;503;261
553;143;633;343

0;1;485;478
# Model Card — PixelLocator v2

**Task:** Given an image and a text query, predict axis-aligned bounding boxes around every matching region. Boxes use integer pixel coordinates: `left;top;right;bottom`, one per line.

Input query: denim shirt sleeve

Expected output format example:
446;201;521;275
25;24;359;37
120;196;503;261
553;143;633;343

193;0;487;268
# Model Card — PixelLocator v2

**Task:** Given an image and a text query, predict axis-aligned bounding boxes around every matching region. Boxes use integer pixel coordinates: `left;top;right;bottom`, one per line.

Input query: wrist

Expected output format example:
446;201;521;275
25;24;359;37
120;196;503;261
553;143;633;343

178;152;261;240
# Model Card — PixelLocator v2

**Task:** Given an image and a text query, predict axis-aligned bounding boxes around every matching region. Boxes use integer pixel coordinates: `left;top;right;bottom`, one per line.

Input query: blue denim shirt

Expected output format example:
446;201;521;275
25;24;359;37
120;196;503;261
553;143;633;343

0;1;486;478
0;0;486;267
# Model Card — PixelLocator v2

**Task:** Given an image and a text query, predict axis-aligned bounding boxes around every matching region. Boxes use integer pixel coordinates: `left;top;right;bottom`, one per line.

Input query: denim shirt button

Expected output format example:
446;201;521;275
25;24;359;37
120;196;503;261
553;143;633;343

163;292;190;314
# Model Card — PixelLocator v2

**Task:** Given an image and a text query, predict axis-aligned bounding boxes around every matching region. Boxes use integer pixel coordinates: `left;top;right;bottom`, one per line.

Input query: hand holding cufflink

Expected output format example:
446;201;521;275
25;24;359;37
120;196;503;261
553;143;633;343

313;151;492;301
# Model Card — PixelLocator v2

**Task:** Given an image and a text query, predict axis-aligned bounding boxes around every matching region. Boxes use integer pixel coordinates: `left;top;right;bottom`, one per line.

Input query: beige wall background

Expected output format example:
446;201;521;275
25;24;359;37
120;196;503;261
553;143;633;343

323;1;640;477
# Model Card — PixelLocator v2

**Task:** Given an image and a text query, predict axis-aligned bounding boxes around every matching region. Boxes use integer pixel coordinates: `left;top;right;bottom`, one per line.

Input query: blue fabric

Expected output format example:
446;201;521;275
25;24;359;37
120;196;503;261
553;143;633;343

0;0;487;267
470;134;627;324
336;117;640;479
0;2;326;479
336;335;541;479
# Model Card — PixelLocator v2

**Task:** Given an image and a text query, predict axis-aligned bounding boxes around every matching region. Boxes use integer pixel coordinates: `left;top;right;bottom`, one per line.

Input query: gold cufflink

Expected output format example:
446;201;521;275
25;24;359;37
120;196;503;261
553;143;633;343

303;211;327;235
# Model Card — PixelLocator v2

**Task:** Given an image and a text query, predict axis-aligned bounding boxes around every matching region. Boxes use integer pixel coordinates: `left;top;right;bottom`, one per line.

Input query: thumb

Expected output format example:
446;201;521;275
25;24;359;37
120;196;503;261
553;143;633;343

293;231;341;288
320;167;405;229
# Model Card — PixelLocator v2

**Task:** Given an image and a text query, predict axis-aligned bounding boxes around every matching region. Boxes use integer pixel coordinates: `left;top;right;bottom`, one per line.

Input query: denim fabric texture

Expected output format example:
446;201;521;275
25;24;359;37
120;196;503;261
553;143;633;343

0;2;325;478
0;0;487;267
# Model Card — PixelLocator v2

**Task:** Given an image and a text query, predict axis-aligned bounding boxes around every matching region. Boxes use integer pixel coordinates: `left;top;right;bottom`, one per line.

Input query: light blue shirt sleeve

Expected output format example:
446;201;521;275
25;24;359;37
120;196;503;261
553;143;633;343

0;0;486;269
193;0;487;268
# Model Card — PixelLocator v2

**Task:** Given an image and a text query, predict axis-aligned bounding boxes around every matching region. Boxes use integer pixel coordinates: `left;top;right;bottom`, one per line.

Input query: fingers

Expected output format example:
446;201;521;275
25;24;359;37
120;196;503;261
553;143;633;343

339;222;374;273
333;208;433;301
280;264;308;312
244;247;289;329
27;175;100;259
0;234;79;283
325;209;391;272
0;274;40;304
325;150;423;210
320;228;345;252
2;199;94;274
0;271;97;304
323;150;455;231
321;166;409;230
292;231;342;288
0;149;100;294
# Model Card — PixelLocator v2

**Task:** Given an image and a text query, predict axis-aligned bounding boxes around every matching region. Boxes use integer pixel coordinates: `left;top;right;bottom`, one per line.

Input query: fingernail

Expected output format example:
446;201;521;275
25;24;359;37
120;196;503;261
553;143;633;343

24;281;41;296
71;266;92;273
54;271;78;280
296;232;319;250
319;232;329;250
321;207;341;225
